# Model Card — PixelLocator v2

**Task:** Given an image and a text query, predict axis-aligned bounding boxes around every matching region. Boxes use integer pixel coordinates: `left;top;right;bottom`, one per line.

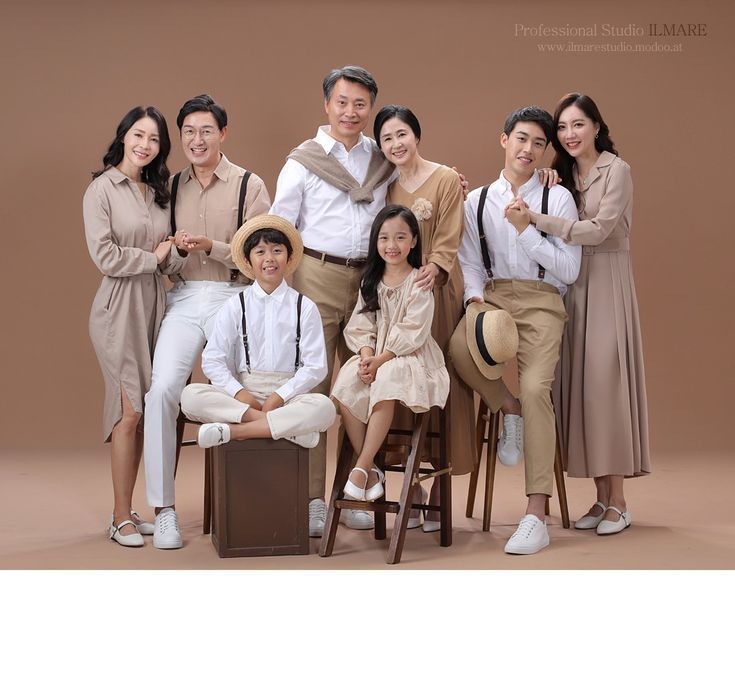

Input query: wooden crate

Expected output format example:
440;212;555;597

210;438;309;558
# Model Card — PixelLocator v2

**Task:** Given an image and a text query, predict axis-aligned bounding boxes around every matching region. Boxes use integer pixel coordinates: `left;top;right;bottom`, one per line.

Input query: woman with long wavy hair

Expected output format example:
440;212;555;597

511;93;651;535
83;106;183;547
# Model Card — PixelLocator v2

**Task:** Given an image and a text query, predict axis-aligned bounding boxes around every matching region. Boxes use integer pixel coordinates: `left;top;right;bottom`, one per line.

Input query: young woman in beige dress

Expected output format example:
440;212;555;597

512;93;651;535
83;106;182;547
373;105;475;531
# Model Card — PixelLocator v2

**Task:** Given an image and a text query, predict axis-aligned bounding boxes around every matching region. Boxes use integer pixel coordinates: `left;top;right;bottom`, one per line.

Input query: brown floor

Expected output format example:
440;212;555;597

1;435;733;569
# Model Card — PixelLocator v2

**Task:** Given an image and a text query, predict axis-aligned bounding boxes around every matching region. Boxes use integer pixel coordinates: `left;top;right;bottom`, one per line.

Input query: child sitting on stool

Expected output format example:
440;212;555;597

331;205;449;502
181;214;336;450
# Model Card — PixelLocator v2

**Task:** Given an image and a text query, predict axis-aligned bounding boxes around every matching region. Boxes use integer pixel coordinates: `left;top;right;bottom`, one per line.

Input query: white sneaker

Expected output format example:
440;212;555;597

309;498;326;538
285;431;320;449
497;414;524;466
153;508;183;549
197;423;230;448
342;495;375;530
504;514;549;555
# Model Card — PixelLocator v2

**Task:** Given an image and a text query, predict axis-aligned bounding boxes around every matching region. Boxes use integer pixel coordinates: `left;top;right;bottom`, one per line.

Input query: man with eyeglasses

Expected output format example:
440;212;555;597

144;94;271;549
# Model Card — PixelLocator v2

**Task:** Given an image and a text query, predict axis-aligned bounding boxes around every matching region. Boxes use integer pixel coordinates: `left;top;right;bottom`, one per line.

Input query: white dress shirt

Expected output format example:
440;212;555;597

459;172;582;302
270;126;393;259
202;280;328;402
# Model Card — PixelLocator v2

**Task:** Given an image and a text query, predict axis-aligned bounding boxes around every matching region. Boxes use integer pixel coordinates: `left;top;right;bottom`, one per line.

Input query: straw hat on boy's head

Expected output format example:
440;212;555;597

230;214;303;279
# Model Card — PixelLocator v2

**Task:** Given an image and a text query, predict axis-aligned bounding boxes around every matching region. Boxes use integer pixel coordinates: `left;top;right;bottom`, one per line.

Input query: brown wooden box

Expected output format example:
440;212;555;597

210;438;309;558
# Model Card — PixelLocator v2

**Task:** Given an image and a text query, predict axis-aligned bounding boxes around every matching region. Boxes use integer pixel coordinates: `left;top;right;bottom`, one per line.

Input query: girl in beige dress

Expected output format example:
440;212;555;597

84;106;182;547
373;105;475;530
331;205;449;502
516;93;651;536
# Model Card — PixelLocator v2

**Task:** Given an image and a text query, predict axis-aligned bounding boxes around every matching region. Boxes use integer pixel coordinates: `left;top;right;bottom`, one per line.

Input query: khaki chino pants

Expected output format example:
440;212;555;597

180;370;336;442
291;254;363;499
449;280;566;496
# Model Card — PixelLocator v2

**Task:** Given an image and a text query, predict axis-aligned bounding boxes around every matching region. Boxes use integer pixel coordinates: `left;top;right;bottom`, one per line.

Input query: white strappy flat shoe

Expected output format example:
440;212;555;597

596;506;632;536
574;501;607;530
343;466;385;502
109;518;144;547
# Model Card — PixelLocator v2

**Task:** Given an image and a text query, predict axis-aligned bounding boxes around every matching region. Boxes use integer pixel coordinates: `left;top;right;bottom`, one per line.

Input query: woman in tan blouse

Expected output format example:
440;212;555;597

83;106;183;547
373;105;475;531
516;93;651;536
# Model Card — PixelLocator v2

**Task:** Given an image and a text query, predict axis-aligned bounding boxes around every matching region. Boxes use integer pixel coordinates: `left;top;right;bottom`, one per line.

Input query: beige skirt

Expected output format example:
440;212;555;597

331;355;449;424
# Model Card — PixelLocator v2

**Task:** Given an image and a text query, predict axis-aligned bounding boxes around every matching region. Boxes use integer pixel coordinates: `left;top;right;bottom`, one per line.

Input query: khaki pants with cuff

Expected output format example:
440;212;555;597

291;253;363;500
449;280;566;497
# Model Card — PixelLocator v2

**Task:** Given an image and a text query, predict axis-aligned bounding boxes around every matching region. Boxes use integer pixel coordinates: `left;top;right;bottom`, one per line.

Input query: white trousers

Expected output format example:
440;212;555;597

144;281;247;508
180;370;337;440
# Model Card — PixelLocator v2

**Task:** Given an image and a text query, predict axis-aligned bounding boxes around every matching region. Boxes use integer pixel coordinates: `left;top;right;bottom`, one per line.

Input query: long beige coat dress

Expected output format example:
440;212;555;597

83;167;183;441
534;151;651;478
388;165;477;475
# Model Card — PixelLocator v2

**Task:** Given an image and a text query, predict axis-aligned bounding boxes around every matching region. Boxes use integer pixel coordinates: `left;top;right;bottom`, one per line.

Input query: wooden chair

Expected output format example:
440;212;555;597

173;379;212;535
320;408;451;565
465;400;570;531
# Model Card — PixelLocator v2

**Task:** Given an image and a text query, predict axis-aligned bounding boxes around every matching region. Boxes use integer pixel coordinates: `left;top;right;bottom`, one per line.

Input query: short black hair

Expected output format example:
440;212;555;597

323;65;378;105
503;106;554;144
243;228;293;263
176;94;227;131
374;105;422;145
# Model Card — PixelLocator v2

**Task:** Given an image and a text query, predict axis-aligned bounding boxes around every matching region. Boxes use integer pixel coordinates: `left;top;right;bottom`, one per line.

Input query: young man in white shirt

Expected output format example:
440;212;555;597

450;106;582;555
143;95;271;549
180;214;336;461
270;66;392;535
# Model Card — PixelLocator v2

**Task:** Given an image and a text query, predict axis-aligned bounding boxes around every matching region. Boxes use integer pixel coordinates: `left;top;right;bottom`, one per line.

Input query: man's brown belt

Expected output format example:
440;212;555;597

303;246;367;268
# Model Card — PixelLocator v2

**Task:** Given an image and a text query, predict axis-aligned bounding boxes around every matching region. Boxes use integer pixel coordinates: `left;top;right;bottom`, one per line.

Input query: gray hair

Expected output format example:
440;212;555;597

322;65;378;105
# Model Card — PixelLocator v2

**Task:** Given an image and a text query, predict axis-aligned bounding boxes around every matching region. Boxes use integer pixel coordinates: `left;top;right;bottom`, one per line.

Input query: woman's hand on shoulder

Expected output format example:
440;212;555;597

537;168;561;187
451;166;469;200
414;262;439;291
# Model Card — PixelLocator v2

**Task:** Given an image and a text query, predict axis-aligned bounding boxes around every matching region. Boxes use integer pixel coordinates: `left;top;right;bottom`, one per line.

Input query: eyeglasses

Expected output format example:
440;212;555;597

181;127;219;140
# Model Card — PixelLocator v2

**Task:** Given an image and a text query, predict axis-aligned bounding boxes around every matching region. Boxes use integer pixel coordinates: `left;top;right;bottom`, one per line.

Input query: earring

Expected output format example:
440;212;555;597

595;132;599;139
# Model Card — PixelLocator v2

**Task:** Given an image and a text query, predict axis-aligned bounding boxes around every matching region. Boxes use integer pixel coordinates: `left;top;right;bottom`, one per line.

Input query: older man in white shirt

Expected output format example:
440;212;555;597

450;106;581;555
270;66;393;536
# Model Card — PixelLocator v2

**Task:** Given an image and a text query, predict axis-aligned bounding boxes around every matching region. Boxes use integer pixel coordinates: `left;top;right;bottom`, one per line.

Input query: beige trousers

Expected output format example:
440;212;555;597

449;280;566;496
291;253;363;499
180;370;336;442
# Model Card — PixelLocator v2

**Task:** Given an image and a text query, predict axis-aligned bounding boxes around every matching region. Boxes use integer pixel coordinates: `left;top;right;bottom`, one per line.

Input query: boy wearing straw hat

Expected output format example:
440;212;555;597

450;106;581;555
180;215;336;464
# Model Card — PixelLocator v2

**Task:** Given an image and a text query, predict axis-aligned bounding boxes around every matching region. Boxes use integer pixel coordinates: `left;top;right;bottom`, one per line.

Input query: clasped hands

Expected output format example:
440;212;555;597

172;229;213;254
357;349;394;385
234;389;284;413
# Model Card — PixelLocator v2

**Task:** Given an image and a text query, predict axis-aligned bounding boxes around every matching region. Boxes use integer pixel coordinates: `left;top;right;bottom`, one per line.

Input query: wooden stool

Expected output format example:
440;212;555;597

465;400;570;531
174;410;213;534
320;409;451;565
210;438;309;558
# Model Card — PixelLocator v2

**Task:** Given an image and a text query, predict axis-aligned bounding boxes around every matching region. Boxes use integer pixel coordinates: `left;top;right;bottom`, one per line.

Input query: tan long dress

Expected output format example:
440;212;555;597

388;165;476;475
535;151;651;478
83;167;181;441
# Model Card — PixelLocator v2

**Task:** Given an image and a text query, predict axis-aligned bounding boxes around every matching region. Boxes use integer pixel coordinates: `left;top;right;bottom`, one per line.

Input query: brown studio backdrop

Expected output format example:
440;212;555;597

1;0;733;455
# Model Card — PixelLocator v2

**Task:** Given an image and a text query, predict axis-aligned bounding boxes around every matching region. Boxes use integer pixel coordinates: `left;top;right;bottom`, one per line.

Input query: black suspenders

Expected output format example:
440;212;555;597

477;184;550;282
170;170;252;282
238;291;304;374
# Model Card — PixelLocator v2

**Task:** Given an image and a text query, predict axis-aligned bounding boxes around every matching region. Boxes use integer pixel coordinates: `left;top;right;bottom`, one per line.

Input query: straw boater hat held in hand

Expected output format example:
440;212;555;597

230;214;304;279
465;302;519;380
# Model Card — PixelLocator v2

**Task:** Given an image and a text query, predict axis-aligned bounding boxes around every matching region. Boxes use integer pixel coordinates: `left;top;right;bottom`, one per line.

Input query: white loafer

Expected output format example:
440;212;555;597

109;519;144;547
574;501;607;530
596;506;631;536
197;423;230;448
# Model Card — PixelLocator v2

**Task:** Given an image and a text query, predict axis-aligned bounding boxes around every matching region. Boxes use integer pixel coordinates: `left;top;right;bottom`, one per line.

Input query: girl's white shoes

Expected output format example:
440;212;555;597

344;466;385;502
574;501;607;530
109;519;144;547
